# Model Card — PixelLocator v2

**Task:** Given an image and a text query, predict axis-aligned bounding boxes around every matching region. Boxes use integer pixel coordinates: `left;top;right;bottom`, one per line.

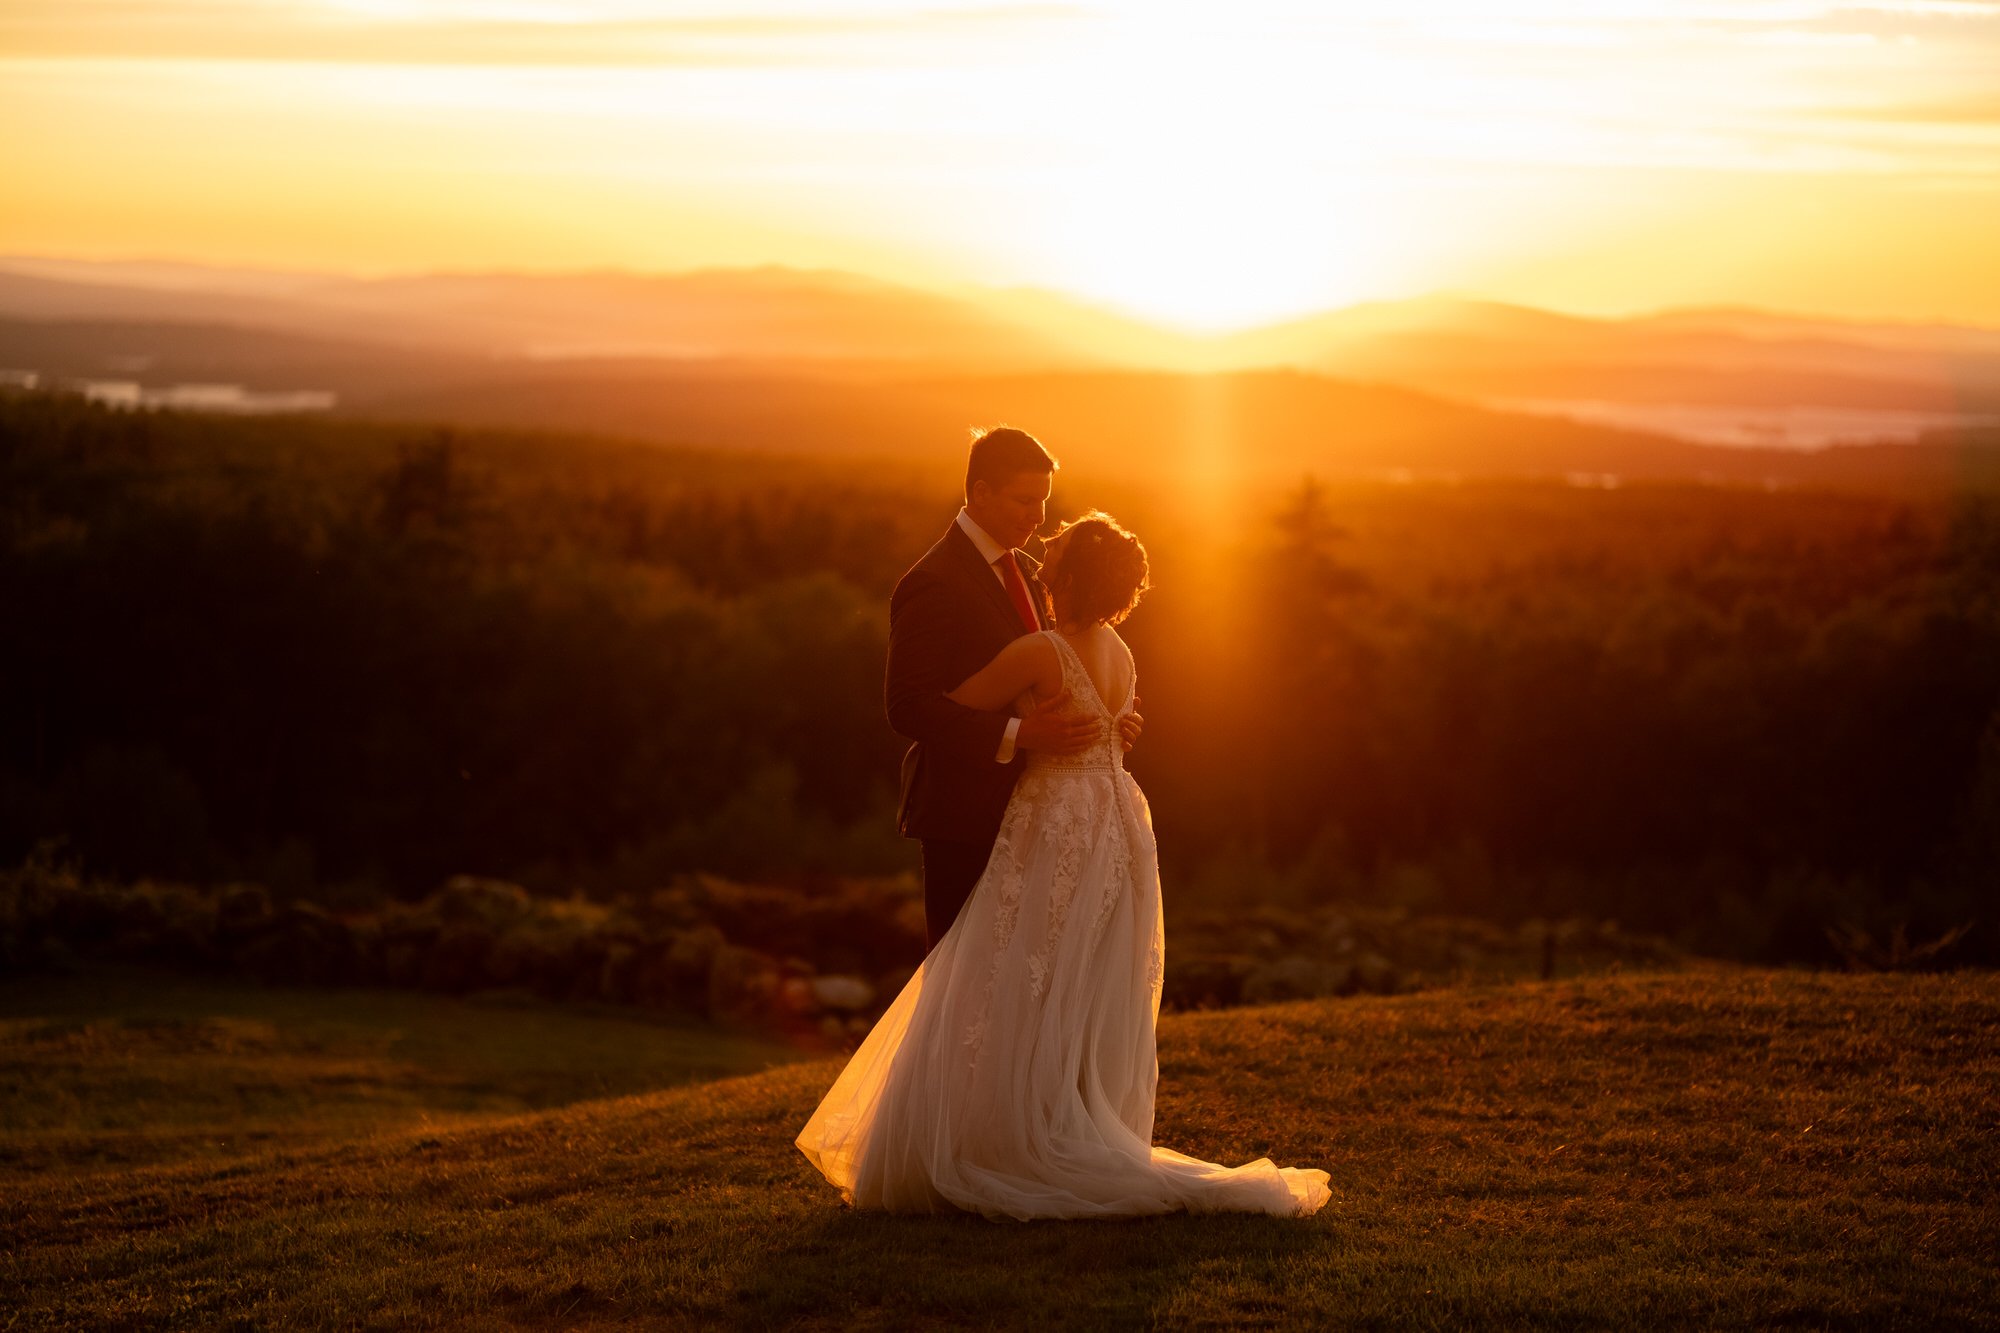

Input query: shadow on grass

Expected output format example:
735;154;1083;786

730;1204;1324;1328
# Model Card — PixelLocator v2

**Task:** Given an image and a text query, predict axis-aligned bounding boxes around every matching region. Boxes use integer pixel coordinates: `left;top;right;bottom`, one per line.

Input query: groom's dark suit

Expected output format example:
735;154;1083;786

886;517;1053;948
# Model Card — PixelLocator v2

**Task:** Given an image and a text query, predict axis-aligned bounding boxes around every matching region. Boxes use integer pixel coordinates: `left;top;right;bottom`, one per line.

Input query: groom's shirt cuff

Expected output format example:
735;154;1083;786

996;718;1021;763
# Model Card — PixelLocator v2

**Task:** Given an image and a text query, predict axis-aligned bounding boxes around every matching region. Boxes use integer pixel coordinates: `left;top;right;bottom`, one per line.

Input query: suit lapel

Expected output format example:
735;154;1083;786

946;520;1033;637
1017;551;1054;631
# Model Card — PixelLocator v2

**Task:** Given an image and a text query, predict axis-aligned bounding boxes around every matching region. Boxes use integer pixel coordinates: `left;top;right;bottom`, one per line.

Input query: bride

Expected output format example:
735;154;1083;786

796;510;1331;1221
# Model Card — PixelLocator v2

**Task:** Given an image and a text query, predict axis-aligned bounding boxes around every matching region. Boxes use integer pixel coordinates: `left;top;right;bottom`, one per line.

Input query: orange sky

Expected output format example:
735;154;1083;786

3;1;1998;332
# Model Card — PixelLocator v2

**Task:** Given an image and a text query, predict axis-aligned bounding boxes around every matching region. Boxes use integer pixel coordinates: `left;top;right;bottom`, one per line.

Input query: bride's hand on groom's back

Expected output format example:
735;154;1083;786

1118;698;1143;753
1017;692;1097;755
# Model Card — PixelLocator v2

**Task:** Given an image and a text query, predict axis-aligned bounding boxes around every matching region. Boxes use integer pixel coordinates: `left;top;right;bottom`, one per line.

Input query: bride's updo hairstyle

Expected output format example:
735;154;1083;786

1046;510;1150;627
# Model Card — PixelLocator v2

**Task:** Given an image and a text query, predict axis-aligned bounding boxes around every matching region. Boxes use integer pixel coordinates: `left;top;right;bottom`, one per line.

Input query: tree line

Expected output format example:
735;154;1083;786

3;390;1994;963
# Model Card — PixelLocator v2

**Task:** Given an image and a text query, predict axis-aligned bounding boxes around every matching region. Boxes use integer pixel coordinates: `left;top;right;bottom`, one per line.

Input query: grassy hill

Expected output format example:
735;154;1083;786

3;967;1994;1328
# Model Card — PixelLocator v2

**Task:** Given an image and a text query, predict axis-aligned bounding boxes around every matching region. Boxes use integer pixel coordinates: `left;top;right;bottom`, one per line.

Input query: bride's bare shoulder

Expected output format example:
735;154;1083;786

1006;629;1064;673
946;631;1062;711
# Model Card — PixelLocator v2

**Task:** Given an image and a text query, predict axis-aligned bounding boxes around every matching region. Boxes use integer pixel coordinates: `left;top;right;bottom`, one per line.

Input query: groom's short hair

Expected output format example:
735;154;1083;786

965;426;1057;501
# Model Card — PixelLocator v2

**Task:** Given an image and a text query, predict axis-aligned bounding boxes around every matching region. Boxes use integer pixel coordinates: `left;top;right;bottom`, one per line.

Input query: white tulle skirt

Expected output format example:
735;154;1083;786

796;760;1332;1221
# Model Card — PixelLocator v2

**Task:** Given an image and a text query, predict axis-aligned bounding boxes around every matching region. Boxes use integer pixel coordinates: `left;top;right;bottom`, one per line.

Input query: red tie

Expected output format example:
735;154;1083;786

998;555;1040;633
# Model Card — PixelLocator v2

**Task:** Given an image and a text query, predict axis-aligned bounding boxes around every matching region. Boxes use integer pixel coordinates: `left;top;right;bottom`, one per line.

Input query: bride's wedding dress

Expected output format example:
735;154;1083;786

797;629;1331;1220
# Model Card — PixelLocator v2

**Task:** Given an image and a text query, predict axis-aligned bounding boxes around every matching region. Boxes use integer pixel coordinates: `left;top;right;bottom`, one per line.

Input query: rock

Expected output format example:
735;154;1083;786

1242;954;1353;1005
808;974;875;1013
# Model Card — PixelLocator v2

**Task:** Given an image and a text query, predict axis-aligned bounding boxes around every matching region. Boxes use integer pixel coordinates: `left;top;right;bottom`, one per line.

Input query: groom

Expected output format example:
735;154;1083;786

886;426;1142;949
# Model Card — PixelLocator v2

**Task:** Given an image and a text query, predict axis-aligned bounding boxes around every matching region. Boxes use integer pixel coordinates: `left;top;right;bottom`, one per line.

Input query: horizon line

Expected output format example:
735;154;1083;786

5;249;2000;340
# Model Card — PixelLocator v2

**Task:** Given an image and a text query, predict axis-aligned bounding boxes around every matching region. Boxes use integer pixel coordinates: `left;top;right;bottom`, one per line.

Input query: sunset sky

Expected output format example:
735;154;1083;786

4;0;1998;331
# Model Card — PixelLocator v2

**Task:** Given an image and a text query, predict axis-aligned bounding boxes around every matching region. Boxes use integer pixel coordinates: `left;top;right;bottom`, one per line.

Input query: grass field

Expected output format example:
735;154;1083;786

0;969;806;1178
3;966;1995;1328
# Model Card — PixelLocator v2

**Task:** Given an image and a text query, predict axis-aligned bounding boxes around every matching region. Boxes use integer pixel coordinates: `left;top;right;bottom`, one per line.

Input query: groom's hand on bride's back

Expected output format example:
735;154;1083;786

1017;692;1096;755
1118;698;1143;753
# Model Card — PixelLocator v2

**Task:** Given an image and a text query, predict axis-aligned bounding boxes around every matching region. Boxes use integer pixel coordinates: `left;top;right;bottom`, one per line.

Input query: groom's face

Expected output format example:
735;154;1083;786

970;470;1052;551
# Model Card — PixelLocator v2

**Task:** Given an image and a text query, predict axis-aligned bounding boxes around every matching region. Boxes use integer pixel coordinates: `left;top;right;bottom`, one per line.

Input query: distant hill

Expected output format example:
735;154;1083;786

1209;296;2000;414
0;260;1119;373
404;365;2000;488
348;361;1755;483
4;255;1999;469
5;313;1997;490
0;318;496;400
8;256;1999;401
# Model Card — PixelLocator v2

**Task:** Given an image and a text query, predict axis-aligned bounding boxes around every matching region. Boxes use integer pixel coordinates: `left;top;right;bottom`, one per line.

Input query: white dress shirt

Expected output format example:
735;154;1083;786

955;508;1028;763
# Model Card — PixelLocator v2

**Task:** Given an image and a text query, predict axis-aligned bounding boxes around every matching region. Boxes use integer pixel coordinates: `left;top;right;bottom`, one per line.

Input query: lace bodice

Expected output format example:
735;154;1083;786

1024;630;1133;776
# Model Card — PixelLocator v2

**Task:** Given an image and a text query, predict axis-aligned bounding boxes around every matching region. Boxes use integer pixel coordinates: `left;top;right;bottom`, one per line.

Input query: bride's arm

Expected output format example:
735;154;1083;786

946;634;1063;712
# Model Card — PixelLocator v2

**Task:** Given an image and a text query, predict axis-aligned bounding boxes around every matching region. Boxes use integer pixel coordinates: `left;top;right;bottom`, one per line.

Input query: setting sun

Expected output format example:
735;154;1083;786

4;0;1998;329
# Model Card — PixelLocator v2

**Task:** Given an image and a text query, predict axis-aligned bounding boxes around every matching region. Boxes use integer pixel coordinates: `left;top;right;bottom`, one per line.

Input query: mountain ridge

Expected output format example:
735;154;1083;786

6;255;1999;457
8;254;1998;371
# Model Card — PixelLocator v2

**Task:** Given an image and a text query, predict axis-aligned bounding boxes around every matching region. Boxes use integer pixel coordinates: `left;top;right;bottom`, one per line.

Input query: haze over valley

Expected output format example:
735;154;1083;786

5;255;1998;489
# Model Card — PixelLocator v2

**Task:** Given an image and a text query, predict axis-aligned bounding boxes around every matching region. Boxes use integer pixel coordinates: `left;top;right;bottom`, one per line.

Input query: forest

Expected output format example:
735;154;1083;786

2;389;1995;967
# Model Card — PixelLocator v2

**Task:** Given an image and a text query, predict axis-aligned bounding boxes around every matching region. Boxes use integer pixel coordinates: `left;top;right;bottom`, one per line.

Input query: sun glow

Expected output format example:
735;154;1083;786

3;0;1999;329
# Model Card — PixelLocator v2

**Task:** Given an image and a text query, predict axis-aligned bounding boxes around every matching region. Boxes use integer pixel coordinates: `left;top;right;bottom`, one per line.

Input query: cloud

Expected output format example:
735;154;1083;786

0;1;1077;66
6;1;1996;69
1820;94;2000;122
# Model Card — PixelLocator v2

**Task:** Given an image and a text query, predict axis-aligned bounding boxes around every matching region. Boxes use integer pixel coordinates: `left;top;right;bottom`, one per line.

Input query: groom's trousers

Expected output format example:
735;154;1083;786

920;837;993;952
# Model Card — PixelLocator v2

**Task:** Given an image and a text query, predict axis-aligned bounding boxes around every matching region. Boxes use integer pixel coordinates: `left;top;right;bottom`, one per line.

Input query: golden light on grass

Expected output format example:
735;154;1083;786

6;968;1996;1324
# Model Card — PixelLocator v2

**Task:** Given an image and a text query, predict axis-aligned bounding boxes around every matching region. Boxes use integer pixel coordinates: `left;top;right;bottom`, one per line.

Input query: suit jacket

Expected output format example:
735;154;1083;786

885;519;1053;846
